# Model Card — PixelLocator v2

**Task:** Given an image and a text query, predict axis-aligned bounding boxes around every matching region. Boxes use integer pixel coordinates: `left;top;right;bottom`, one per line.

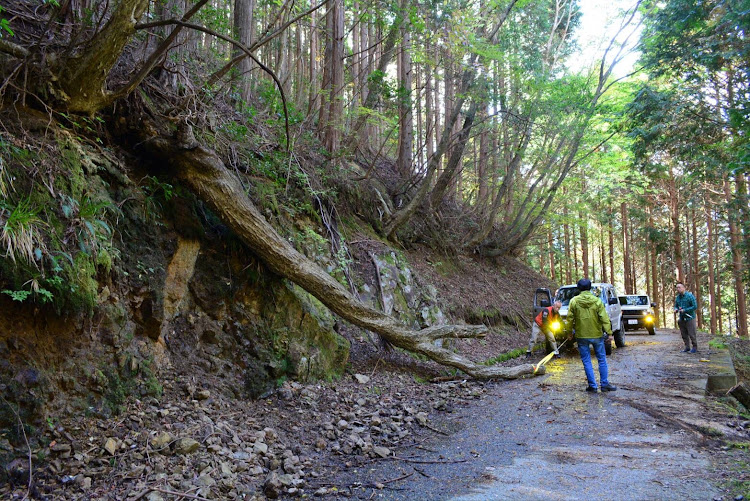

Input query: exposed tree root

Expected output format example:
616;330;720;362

141;125;540;380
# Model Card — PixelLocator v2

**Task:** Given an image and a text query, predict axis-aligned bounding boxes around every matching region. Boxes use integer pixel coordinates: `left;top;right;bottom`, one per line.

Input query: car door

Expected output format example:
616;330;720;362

607;286;622;329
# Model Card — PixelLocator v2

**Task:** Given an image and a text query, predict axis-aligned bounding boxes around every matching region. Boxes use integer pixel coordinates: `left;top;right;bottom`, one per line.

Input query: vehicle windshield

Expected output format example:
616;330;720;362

619;295;649;306
556;286;603;306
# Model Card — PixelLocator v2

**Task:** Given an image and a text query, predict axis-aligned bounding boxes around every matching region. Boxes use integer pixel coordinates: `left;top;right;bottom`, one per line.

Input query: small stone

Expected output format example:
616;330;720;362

278;473;294;486
416;412;428;426
103;438;117;456
253;441;268;454
51;442;72;459
146;493;165;501
337;419;349;430
314;487;329;496
264;428;277;442
278;387;294;400
372;446;390;458
195;389;211;400
264;472;283;499
353;374;370;384
220;462;233;476
173;438;200;455
198;474;216;487
150;431;173;452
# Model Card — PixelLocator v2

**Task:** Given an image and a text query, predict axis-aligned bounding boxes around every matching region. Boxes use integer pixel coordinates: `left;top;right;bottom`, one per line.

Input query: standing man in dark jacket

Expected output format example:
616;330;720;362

566;278;616;393
674;281;698;353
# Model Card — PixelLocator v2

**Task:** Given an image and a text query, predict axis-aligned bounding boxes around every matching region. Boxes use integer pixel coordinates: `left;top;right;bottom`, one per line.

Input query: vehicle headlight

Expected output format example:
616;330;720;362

550;321;561;332
645;315;654;323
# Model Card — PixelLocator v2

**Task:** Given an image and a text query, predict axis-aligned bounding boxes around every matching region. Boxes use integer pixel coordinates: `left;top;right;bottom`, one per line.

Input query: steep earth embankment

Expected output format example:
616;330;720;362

0;121;552;498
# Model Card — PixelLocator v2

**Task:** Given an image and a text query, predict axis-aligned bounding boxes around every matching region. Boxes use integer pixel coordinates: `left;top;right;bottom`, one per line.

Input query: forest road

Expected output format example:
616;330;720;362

342;329;745;500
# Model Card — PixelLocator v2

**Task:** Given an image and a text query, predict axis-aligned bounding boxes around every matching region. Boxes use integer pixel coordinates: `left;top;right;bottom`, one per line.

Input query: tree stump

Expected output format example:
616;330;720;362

728;382;750;410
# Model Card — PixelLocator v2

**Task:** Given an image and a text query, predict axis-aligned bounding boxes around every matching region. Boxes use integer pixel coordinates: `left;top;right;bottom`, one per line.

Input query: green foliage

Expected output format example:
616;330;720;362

708;337;728;350
0;6;13;37
140;175;174;223
2;289;32;302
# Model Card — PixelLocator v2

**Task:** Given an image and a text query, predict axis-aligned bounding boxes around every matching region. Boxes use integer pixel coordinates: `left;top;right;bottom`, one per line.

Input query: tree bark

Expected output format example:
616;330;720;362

564;202;571;283
691;206;703;329
599;224;607;284
622;202;631;294
706;203;717;334
142;126;539;379
580;209;589;278
548;228;556;283
608;212;615;290
61;0;150;113
396;0;413;175
233;0;256;103
724;178;748;338
649;206;658;322
669;169;684;281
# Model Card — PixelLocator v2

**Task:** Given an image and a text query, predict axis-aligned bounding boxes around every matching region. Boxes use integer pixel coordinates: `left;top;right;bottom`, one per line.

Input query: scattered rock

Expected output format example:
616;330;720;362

195;389;211;400
197;473;215;487
264;472;283;499
150;431;173;452
173;437;200;455
372;446;391;458
51;442;72;459
353;374;370;384
103;438;118;456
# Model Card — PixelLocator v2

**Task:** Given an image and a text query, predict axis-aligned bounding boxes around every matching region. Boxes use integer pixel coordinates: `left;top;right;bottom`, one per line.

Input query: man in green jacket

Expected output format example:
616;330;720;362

674;281;698;353
566;278;616;393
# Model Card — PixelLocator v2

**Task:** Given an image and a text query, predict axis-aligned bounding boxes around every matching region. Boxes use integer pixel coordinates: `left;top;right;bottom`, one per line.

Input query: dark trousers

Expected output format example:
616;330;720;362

678;318;697;349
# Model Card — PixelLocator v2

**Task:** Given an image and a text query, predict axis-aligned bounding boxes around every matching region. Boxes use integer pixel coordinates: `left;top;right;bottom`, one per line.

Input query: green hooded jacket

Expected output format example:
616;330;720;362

567;290;612;339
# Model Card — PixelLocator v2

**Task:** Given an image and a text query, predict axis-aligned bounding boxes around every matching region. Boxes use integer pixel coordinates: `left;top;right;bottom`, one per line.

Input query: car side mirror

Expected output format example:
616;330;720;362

651;302;657;307
608;298;618;305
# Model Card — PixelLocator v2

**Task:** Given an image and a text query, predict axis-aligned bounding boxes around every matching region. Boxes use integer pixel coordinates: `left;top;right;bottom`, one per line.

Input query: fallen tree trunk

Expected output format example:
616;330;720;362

141;124;540;379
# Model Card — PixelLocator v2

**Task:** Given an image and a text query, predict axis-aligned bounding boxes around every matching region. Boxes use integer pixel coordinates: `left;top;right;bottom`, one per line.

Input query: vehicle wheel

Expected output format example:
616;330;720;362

647;326;656;335
614;321;626;348
605;337;613;355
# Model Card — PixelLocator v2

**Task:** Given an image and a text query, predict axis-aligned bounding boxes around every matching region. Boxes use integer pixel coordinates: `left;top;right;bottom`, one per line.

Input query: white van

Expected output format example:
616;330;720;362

555;283;624;355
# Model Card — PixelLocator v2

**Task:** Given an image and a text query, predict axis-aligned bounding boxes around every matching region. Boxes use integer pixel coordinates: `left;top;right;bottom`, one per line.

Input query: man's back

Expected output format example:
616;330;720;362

569;291;611;338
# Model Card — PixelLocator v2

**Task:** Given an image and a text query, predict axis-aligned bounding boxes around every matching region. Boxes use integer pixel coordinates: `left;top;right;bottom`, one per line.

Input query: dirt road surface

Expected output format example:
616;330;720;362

333;329;749;500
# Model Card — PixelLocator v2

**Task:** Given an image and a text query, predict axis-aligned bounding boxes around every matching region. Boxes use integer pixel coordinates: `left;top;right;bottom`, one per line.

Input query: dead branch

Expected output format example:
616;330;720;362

133;487;210;501
0;39;30;59
133;19;290;150
389;456;468;464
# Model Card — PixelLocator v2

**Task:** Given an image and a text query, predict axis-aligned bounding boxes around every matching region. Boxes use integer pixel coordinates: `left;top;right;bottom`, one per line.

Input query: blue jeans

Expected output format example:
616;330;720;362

576;336;609;389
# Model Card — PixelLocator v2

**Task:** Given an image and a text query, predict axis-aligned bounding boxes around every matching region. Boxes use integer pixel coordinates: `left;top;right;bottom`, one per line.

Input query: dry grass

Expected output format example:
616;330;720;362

0;198;45;266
